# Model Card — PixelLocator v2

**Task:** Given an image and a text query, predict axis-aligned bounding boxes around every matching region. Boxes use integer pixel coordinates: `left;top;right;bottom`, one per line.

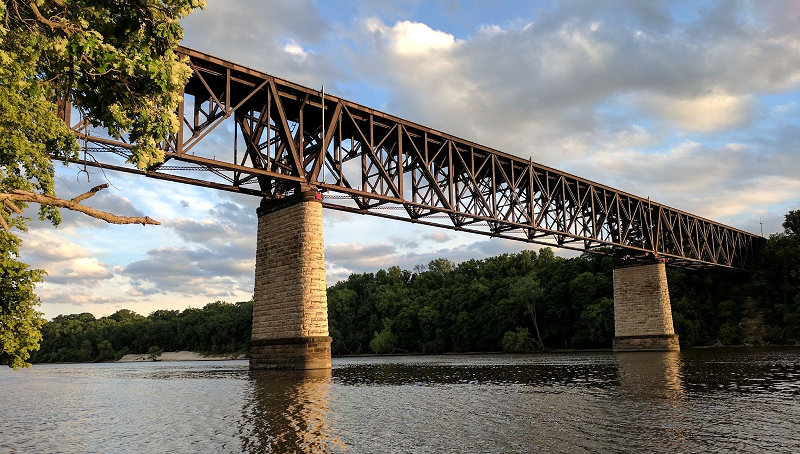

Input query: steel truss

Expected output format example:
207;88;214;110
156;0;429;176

62;46;763;270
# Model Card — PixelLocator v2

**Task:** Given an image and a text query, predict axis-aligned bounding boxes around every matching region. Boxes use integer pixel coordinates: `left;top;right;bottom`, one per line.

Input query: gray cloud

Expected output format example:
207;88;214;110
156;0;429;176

421;231;450;243
123;246;254;297
325;243;398;270
332;2;799;235
324;237;568;279
181;0;345;88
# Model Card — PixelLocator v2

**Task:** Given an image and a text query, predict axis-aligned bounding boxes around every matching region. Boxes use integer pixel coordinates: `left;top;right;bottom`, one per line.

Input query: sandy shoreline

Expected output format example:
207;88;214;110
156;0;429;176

117;351;246;362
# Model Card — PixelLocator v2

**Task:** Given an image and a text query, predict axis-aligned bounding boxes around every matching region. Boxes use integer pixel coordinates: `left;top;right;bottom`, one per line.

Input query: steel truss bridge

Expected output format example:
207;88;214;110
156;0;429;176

61;46;763;270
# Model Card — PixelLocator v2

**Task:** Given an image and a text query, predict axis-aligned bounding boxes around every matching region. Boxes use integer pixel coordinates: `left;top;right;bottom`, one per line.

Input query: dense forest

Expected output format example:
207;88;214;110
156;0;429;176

31;302;253;363
31;211;800;363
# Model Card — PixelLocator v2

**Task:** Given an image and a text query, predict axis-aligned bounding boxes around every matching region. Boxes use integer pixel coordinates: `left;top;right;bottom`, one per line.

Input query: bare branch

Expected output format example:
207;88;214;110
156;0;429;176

71;183;108;203
0;186;160;231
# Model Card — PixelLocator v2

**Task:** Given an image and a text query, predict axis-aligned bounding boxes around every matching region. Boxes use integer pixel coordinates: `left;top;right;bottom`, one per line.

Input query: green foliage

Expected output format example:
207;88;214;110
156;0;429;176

369;319;398;354
31;300;253;363
0;0;205;369
783;210;800;235
752;210;800;342
0;231;44;369
147;346;163;361
328;250;622;354
501;327;534;353
328;227;800;354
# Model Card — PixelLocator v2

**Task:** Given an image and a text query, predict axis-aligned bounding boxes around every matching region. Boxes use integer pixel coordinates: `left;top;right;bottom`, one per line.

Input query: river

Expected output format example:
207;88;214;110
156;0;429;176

1;348;799;453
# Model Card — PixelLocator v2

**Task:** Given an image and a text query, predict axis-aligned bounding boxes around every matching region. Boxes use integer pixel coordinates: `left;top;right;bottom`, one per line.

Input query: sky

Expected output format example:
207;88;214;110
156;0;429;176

19;0;800;319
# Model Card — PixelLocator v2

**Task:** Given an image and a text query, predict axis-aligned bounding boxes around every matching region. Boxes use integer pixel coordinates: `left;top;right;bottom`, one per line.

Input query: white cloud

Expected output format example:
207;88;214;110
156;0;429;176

283;39;308;60
20;231;89;261
48;258;110;282
638;90;754;132
366;19;459;55
422;231;450;243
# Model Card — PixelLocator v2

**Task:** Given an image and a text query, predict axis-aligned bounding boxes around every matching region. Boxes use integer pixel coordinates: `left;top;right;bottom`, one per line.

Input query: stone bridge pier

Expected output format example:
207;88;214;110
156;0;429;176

613;261;680;351
250;191;332;370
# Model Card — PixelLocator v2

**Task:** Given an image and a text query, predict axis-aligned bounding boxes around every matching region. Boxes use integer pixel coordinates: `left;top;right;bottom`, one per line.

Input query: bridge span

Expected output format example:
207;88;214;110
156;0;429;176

61;46;765;367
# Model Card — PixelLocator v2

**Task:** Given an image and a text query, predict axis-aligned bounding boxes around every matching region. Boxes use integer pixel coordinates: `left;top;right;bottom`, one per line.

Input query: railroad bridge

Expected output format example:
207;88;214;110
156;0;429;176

62;47;764;368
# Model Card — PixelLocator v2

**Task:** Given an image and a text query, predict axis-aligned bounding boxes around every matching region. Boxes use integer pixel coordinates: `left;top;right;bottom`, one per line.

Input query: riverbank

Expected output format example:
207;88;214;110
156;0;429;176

117;351;246;362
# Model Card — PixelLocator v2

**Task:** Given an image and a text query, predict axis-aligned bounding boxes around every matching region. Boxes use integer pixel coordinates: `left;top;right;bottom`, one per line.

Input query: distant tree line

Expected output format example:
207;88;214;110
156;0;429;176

31;301;252;363
328;249;765;354
31;211;800;363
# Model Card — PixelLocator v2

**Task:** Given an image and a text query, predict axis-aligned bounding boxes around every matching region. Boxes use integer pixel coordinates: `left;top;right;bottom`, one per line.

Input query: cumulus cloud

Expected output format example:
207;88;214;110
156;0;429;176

20;232;89;262
636;91;755;133
45;258;111;285
36;287;118;306
365;19;460;55
325;243;397;269
324;237;555;279
422;231;450;243
346;3;800;162
180;0;343;88
123;246;254;297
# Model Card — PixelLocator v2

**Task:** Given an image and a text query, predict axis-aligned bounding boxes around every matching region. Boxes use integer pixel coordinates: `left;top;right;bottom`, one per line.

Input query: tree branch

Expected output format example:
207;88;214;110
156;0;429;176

71;183;107;203
0;185;160;231
26;0;78;36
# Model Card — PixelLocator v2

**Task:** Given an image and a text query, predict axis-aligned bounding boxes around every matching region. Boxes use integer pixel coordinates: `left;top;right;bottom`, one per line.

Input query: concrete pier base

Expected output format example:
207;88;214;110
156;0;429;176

250;191;331;370
613;261;680;352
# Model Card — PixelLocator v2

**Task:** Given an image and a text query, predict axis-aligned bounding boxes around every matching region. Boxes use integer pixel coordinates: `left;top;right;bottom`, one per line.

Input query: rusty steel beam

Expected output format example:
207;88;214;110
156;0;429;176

60;46;764;270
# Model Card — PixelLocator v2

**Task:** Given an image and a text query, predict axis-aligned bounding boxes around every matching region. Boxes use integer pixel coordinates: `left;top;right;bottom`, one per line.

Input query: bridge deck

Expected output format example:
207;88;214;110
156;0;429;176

63;46;763;270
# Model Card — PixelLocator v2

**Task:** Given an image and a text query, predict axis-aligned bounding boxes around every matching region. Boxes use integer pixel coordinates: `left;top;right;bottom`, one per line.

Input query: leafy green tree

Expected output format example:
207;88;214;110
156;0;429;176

509;273;545;350
96;339;116;362
369;319;397;354
501;327;534;353
753;210;800;341
783;210;800;235
0;234;45;369
0;1;205;368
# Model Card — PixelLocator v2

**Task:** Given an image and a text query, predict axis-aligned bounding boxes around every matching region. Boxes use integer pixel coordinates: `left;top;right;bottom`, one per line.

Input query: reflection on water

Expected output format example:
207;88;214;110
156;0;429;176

616;351;685;399
334;354;620;389
1;349;799;452
242;369;345;453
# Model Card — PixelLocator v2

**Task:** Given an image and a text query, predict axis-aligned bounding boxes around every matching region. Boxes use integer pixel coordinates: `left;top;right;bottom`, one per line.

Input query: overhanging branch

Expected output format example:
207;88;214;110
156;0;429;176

0;184;160;231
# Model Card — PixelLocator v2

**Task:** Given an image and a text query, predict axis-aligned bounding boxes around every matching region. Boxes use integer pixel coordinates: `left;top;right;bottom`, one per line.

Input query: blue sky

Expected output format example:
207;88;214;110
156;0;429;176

21;0;800;319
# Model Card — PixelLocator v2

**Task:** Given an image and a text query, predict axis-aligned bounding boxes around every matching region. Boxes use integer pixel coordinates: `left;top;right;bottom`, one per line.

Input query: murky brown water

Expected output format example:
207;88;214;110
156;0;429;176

1;348;799;453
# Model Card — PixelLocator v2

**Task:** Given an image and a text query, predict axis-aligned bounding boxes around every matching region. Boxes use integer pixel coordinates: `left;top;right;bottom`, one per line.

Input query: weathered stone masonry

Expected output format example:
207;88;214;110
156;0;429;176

251;191;331;369
613;261;680;351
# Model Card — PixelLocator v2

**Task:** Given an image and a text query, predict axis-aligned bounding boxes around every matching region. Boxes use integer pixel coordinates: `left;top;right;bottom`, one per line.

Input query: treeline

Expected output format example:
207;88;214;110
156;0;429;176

328;248;770;354
31;301;252;363
326;211;799;353
31;211;800;362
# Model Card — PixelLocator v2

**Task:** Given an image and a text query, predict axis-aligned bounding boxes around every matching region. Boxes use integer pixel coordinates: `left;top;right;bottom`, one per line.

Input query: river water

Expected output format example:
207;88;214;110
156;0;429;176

1;348;799;453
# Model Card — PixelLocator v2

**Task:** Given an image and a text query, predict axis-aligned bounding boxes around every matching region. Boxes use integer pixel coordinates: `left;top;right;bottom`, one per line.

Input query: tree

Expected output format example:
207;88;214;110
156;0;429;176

0;234;45;369
509;273;545;350
147;346;163;361
0;0;205;369
783;210;800;235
